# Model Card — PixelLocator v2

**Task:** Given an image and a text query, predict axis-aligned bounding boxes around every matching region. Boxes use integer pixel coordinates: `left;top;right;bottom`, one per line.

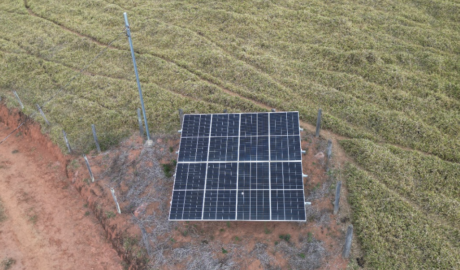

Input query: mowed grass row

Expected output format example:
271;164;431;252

345;164;460;269
341;139;460;228
1;1;460;268
4;0;459;161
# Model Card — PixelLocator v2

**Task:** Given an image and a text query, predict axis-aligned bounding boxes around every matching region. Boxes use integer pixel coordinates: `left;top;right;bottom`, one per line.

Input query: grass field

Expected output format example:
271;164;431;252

1;0;459;268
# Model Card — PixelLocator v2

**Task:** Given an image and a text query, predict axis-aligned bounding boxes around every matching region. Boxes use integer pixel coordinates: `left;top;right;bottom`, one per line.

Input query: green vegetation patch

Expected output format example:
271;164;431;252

344;163;460;269
341;139;460;228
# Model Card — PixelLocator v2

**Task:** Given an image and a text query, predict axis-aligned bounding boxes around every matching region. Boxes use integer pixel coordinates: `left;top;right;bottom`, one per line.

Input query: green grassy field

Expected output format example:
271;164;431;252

1;0;459;268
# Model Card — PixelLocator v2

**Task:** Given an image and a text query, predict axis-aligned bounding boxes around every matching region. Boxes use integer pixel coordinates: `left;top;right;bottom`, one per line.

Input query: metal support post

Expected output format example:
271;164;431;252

91;124;101;153
124;12;152;144
13;91;24;109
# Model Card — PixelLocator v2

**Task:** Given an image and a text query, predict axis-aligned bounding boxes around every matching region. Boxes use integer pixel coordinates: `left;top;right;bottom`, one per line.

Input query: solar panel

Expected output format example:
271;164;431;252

169;112;306;221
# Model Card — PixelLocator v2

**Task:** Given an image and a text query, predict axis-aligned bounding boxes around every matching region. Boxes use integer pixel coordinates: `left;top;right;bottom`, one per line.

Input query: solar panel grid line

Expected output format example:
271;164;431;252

235;114;241;220
268;112;272;220
177;160;302;164
200;114;213;220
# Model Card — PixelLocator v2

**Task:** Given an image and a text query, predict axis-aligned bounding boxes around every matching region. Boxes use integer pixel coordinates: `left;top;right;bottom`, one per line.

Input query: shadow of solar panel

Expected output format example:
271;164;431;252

171;112;305;221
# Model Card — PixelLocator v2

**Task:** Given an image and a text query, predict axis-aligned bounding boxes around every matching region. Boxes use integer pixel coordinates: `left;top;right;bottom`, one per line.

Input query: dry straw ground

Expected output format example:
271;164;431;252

1;0;459;269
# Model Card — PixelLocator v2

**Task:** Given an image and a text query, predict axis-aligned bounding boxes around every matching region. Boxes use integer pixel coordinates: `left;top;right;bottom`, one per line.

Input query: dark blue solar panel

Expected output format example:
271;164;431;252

270;136;301;160
211;114;240;137
174;163;207;190
284;190;306;220
240;113;268;136
237;190;270;220
270;162;303;189
182;115;211;137
238;163;269;189
206;163;237;189
239;136;269;161
171;112;305;221
287;112;300;135
178;137;209;162
182;191;204;219
208;137;238;161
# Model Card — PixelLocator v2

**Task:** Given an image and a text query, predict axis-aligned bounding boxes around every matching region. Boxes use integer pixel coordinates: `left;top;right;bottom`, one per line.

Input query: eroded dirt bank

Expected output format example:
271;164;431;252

0;105;138;270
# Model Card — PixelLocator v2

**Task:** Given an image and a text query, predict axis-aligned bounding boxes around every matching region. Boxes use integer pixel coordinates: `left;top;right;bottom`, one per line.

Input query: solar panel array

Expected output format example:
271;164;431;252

169;112;306;221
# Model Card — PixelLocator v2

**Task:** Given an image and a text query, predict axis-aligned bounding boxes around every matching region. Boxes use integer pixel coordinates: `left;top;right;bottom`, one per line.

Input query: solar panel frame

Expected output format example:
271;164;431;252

169;112;306;222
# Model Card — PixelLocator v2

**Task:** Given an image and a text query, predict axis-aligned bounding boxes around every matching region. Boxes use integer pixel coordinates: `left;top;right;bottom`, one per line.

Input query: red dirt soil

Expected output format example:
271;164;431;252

0;108;122;269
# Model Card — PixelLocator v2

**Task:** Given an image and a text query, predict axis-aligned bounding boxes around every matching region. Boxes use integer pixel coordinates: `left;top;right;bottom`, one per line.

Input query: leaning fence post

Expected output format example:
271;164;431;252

110;187;121;214
334;181;342;215
83;154;95;182
13;91;24;109
315;108;322;137
137;108;144;137
91;124;101;153
178;108;184;126
343;225;353;258
63;130;72;153
36;104;50;125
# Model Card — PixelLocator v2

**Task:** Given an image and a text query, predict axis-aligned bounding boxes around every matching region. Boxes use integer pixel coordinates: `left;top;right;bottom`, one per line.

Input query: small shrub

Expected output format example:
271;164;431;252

234;236;240;241
85;211;90;216
105;211;116;218
1;258;16;270
222;248;228;254
279;234;291;243
298;253;306;259
169;146;174;152
307;232;314;243
11;150;19;154
162;164;173;178
226;221;231;228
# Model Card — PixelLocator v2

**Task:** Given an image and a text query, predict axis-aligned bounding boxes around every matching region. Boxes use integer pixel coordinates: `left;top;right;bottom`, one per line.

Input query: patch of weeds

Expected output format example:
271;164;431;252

298;253;306;259
274;241;279;245
11;150;19;154
307;232;314;243
312;162;316;165
1;258;16;270
226;221;231;228
162;164;173;178
29;214;38;225
105;211;116;218
219;228;225;232
264;225;271;234
169;146;174;153
83;203;88;208
222;248;228;254
83;178;90;185
15;131;22;137
234;236;240;241
170;237;176;243
85;211;91;216
279;234;291;243
0;199;5;222
171;159;177;166
69;159;80;169
182;230;189;237
122;236;138;252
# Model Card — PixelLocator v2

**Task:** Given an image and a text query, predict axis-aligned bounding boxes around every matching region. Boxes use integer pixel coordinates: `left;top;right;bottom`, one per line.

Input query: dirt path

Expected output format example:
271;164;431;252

0;123;122;270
